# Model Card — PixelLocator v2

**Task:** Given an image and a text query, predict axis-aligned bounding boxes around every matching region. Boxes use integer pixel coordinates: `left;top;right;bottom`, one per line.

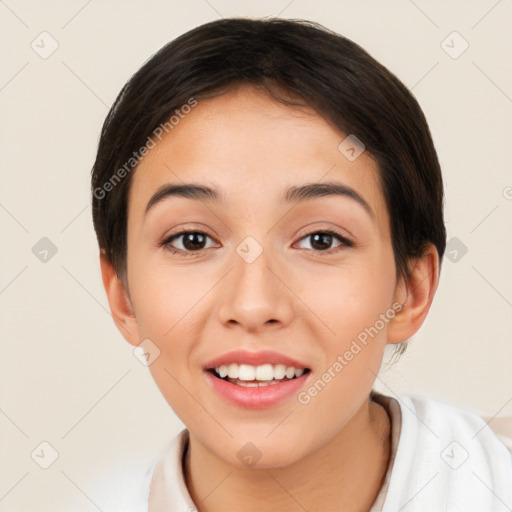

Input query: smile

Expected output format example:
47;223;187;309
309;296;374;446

210;363;310;386
204;364;312;409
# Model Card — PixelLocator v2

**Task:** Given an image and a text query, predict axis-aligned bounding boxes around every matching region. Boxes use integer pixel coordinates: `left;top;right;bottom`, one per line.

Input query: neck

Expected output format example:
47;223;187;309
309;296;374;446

183;396;391;512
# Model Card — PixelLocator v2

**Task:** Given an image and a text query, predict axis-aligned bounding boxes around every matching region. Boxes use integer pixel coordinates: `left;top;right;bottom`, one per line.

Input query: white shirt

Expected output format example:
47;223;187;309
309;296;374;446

92;391;512;511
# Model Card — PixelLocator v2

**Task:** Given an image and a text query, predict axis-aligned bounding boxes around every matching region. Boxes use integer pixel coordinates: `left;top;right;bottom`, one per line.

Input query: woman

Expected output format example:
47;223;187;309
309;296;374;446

91;17;512;511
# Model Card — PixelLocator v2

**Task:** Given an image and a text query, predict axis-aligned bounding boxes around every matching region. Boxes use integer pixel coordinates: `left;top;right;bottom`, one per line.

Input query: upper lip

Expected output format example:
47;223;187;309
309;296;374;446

203;349;310;370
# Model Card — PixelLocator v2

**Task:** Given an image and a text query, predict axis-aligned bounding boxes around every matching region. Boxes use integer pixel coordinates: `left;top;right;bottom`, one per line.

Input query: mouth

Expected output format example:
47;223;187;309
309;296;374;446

203;361;313;409
206;364;312;387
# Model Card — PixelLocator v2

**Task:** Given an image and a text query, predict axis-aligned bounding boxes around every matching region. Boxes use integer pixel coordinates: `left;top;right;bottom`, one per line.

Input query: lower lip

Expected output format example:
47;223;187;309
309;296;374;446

203;370;311;410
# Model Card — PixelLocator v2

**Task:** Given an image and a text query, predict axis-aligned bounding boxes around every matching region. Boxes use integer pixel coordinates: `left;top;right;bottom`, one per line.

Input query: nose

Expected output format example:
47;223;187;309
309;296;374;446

217;241;294;333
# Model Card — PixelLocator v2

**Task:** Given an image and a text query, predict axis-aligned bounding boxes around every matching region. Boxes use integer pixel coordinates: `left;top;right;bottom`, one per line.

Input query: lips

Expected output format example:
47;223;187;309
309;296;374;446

203;349;310;370
203;366;312;409
202;349;313;409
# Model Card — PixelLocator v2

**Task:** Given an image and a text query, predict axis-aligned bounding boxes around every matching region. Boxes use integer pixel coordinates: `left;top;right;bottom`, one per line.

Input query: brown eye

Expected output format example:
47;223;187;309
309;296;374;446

162;231;217;254
296;230;353;253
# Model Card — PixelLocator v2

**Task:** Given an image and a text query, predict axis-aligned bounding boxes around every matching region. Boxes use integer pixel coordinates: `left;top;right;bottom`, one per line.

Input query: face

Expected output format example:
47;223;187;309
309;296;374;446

124;85;401;467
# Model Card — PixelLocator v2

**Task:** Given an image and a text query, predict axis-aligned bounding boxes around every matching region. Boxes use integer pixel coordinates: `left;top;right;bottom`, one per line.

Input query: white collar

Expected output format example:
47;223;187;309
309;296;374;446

148;392;512;511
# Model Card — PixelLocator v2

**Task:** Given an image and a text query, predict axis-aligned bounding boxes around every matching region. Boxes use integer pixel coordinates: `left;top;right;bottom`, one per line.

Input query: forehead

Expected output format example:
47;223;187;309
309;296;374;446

128;85;389;232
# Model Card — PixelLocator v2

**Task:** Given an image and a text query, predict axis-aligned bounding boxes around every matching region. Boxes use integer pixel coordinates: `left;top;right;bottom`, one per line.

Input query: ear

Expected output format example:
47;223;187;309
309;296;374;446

387;243;440;344
99;250;141;347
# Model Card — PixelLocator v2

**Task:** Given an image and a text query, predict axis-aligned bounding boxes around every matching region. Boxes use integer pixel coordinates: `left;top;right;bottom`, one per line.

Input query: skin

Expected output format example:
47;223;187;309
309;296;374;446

100;84;439;512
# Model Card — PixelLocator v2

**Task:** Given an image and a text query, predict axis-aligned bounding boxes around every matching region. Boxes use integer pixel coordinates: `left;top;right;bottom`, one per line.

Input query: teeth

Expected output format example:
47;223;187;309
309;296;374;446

217;365;229;378
214;363;307;381
256;364;274;381
236;380;282;387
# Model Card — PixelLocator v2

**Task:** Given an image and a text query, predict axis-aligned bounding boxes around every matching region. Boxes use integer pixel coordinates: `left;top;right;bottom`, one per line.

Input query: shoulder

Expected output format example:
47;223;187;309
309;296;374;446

85;457;158;512
375;392;512;510
83;429;189;512
478;414;512;453
403;392;512;456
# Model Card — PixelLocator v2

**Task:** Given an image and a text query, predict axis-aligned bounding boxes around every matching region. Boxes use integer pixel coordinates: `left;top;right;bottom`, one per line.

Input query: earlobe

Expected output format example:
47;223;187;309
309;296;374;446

387;244;440;344
99;250;141;347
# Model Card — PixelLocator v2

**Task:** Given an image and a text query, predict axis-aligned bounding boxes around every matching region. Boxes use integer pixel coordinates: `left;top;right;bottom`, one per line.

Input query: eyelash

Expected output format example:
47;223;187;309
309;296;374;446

160;229;354;257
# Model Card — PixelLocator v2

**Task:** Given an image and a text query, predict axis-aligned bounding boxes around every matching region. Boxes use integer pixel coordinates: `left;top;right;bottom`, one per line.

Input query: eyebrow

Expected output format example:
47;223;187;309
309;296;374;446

144;181;375;220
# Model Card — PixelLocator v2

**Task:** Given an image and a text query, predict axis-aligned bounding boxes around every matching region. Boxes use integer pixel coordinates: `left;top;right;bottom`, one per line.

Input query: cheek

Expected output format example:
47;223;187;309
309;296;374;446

297;251;395;337
295;246;395;385
127;257;216;389
298;277;391;421
128;260;206;414
129;255;208;336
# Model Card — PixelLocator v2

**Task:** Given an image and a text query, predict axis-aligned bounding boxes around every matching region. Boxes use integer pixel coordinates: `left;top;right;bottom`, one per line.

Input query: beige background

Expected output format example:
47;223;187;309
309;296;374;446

1;0;511;510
